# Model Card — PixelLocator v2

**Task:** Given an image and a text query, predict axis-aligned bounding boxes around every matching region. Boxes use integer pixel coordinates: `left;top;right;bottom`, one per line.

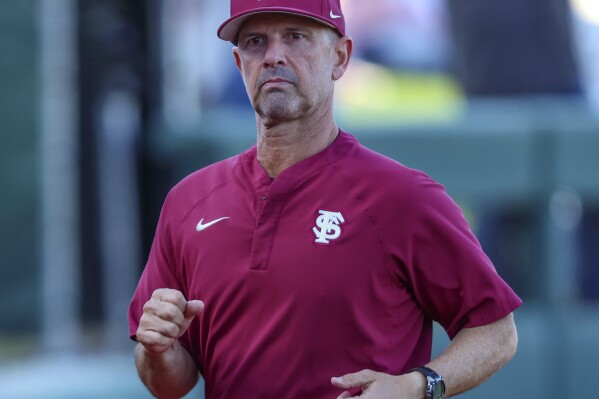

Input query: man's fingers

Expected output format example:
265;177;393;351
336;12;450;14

184;300;205;320
140;289;205;343
331;369;377;389
144;301;185;325
139;314;181;338
136;329;176;353
150;289;204;321
152;288;188;312
332;370;378;399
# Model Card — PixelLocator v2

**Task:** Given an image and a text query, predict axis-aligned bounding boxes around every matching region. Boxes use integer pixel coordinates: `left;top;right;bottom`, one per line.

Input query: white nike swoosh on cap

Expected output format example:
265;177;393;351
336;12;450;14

330;10;342;19
196;217;230;232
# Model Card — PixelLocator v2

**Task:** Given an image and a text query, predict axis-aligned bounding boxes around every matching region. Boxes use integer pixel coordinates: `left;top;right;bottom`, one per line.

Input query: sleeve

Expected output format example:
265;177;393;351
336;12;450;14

127;194;189;349
397;172;522;339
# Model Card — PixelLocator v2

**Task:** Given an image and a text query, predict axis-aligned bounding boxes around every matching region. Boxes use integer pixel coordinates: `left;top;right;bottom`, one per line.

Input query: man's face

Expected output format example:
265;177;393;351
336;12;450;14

233;14;340;125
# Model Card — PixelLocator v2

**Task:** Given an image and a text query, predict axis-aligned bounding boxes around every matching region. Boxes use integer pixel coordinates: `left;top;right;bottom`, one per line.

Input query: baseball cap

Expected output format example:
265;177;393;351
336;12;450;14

218;0;345;44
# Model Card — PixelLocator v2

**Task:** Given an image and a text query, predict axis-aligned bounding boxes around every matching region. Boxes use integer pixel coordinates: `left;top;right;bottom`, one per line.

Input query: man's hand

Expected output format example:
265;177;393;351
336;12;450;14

136;288;204;355
331;369;425;399
134;289;204;397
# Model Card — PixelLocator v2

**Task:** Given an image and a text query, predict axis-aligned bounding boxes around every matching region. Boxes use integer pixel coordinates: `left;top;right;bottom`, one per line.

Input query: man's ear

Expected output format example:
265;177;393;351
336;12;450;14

233;47;243;73
332;35;353;81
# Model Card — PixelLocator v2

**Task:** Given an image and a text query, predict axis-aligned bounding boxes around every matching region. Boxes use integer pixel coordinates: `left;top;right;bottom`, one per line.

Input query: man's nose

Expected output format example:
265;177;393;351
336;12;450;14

263;39;287;68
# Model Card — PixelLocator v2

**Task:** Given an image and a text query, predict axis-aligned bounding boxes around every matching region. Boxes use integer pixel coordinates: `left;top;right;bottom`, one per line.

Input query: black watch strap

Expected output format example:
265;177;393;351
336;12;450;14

410;366;446;399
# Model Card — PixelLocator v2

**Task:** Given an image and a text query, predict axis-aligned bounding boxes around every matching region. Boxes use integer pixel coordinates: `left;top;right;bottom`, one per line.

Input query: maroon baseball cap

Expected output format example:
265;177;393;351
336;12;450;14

218;0;345;44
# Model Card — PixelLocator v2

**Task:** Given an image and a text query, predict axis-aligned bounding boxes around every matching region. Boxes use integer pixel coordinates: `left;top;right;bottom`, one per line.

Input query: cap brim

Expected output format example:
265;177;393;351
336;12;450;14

218;8;336;44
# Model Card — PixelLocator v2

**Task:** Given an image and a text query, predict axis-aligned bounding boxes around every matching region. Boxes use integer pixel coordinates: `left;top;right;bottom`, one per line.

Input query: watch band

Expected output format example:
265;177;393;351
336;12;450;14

410;366;446;399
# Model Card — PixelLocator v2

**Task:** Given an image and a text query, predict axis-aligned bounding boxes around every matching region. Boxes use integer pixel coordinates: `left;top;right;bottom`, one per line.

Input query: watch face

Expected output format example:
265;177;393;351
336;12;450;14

432;382;445;399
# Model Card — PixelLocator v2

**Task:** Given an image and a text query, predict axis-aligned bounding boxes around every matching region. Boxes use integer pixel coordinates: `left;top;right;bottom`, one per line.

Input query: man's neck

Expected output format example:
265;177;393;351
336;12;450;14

256;115;339;178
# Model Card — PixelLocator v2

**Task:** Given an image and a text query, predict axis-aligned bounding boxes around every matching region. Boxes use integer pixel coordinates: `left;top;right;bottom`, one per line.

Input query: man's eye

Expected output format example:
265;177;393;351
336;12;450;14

289;33;304;40
248;36;262;45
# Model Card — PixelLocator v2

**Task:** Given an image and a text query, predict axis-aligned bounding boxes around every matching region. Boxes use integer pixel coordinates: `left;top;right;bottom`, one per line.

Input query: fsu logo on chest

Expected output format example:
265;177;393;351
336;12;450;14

313;210;345;244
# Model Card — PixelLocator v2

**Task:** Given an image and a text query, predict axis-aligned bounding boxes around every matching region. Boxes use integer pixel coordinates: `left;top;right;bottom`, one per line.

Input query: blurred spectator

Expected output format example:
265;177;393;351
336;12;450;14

344;0;452;71
333;0;463;125
570;0;599;113
448;0;581;96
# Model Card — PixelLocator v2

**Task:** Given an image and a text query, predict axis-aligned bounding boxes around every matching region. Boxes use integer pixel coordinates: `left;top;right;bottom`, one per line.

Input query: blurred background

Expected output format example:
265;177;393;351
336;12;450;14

1;0;598;398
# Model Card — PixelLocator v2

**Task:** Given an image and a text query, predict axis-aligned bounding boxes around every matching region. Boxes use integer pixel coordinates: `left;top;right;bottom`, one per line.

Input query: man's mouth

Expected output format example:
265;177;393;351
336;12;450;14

262;78;292;88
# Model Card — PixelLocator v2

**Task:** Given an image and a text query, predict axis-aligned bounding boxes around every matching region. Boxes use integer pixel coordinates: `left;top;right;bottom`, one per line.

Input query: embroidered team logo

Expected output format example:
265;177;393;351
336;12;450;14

313;210;345;244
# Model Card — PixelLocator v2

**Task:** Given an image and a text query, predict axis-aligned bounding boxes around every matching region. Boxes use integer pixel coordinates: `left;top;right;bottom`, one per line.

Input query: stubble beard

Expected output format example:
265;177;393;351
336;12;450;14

253;89;310;125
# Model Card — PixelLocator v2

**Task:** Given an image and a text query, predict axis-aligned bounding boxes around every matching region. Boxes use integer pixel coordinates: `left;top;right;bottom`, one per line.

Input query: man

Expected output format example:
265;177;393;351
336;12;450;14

129;1;522;398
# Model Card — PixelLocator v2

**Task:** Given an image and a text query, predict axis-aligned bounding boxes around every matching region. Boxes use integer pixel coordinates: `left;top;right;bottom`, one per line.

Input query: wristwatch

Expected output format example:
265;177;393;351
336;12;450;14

410;366;446;399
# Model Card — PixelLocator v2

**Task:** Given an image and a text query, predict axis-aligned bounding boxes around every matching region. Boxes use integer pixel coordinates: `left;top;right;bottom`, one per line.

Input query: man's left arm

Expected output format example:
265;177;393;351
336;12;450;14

331;312;518;398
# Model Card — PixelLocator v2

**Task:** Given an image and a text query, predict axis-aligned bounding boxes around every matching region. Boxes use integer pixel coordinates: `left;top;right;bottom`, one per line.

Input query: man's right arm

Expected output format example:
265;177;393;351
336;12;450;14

135;341;199;399
134;288;204;399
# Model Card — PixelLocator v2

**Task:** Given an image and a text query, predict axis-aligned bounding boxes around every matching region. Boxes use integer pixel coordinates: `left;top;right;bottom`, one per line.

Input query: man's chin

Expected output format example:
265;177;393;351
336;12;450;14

255;100;300;123
257;112;295;127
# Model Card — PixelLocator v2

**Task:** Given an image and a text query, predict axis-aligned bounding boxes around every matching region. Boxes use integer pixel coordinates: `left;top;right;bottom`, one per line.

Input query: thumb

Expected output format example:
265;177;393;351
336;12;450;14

331;369;377;389
184;300;204;320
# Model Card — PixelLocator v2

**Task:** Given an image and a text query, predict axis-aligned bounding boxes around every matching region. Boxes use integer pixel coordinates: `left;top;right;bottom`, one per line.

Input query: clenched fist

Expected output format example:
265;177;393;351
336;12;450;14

136;288;204;355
